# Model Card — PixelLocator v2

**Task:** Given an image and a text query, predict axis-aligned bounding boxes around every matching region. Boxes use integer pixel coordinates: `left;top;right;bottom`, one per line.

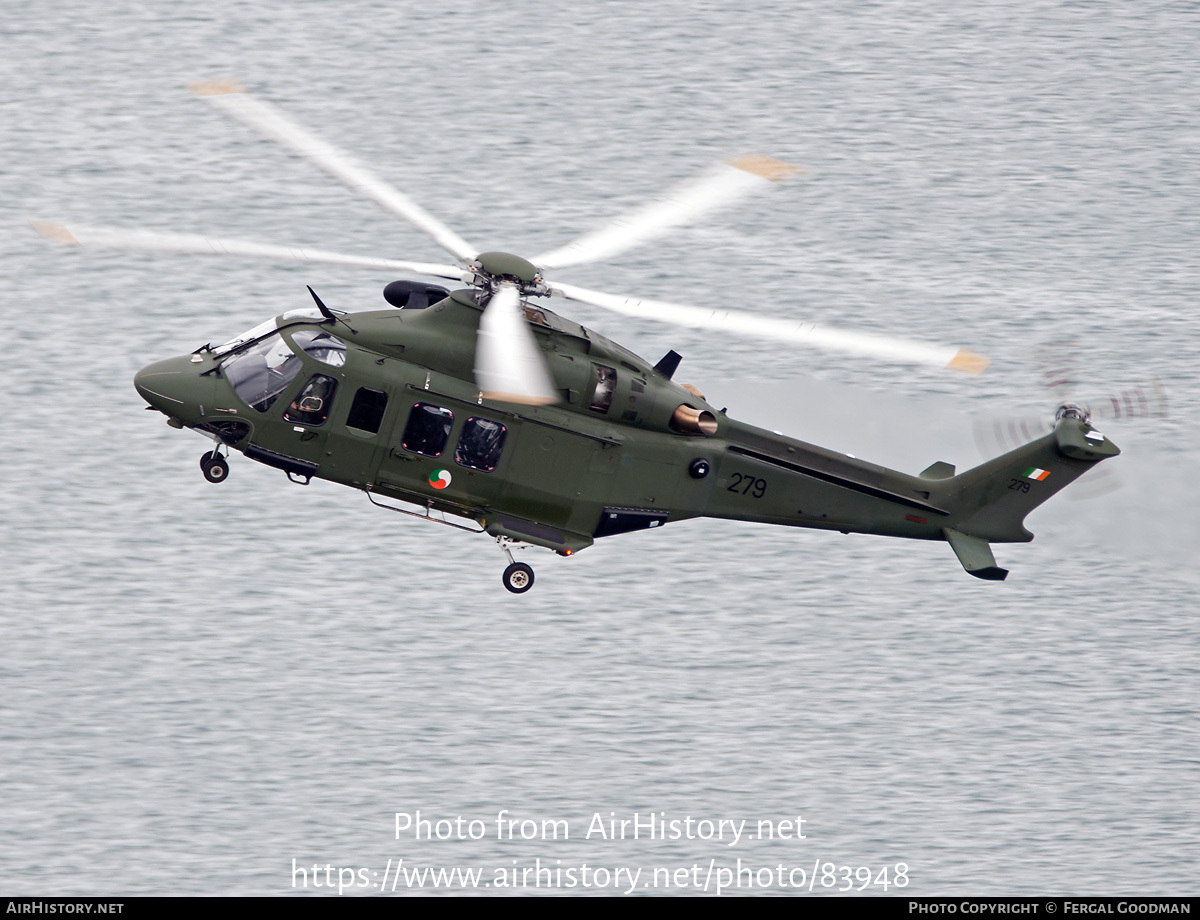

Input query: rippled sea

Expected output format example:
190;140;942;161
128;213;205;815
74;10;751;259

2;0;1198;896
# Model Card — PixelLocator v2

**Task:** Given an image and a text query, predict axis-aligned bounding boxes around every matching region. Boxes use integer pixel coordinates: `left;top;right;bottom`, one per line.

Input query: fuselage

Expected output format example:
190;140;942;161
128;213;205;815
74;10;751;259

133;290;1096;558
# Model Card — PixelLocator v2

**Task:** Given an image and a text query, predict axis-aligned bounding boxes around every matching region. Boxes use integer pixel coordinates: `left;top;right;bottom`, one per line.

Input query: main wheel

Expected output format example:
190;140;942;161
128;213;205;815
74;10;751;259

502;562;535;594
200;451;230;483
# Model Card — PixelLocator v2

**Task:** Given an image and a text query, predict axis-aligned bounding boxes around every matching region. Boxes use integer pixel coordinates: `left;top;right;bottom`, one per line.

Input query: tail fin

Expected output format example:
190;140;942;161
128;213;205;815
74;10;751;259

939;417;1118;579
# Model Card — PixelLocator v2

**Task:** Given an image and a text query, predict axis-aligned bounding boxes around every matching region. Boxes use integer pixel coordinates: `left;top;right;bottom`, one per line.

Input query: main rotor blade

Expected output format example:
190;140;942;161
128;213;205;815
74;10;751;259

549;281;990;374
191;80;478;262
474;284;558;406
30;219;464;281
533;155;803;270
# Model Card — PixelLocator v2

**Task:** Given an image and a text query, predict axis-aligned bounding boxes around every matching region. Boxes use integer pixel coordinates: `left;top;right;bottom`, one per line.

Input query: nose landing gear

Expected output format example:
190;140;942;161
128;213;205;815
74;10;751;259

200;449;229;483
496;536;535;594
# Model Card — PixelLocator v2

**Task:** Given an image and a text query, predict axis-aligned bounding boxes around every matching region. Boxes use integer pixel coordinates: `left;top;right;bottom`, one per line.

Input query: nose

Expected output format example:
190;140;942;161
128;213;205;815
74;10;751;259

134;355;213;421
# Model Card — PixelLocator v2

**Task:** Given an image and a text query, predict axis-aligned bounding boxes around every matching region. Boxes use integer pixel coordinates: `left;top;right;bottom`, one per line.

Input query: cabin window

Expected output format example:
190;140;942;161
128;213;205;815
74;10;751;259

346;387;388;434
284;374;338;426
291;329;347;367
221;332;303;412
455;417;507;472
589;365;617;413
402;402;453;456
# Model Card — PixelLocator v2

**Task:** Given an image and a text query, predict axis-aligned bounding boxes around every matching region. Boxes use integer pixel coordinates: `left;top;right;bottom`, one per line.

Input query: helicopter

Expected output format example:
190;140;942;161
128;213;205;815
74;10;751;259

33;81;1120;593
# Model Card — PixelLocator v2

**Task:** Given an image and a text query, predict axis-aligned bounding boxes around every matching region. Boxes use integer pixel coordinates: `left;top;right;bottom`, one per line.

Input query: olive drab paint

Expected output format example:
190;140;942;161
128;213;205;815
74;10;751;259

134;287;1120;590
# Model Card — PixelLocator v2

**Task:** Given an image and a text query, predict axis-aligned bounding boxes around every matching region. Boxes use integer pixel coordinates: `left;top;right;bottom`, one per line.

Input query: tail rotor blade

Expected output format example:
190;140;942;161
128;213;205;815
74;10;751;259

973;415;1053;457
534;155;802;270
974;367;1167;501
549;280;989;374
1034;341;1081;397
474;284;558;406
1029;346;1168;421
191;80;477;262
1065;465;1123;501
1086;379;1168;422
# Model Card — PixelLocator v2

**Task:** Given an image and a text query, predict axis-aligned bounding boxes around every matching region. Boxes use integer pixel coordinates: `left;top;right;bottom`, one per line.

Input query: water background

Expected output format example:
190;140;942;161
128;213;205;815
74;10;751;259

2;0;1198;896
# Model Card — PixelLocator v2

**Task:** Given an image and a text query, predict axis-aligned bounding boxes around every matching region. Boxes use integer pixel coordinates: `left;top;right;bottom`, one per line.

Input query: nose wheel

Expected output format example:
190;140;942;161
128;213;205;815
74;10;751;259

200;450;229;483
496;537;535;593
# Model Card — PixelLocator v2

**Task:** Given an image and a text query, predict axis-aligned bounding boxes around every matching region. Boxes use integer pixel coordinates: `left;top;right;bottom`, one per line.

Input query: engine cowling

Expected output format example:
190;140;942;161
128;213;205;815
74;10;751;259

383;280;451;310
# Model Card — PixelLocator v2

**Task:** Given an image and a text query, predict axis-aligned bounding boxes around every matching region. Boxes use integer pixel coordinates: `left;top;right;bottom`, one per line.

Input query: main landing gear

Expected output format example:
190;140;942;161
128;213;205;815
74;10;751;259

503;562;534;594
496;537;535;594
200;449;229;483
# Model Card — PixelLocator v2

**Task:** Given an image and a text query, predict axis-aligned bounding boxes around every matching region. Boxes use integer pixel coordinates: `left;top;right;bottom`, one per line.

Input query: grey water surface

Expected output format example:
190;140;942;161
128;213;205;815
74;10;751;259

1;0;1197;896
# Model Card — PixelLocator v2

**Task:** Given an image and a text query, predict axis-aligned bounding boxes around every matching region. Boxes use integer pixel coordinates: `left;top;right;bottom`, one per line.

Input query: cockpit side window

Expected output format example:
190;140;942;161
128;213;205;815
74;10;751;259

284;374;338;426
290;329;347;367
402;402;453;457
221;332;303;412
589;365;617;413
455;417;507;472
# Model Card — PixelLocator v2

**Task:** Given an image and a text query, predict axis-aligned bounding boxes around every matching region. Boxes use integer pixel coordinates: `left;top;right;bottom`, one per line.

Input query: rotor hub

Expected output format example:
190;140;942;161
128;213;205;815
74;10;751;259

472;251;539;283
462;251;550;298
1055;402;1090;424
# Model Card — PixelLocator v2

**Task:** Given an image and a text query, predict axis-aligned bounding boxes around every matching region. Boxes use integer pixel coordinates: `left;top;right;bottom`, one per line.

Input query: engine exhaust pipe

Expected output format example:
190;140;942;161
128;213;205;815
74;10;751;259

671;404;718;435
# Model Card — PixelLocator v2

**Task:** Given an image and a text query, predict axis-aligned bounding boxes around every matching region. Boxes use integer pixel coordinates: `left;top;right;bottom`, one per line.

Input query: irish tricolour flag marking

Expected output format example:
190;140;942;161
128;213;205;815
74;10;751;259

1023;467;1051;481
429;468;452;490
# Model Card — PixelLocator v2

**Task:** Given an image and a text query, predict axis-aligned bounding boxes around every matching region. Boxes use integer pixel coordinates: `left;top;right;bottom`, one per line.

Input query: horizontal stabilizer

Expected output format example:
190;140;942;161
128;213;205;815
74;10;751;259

943;528;1008;581
920;461;956;480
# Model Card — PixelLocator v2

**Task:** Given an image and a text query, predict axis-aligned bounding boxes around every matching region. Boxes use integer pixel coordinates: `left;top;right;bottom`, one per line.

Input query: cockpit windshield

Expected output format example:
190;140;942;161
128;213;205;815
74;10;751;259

212;307;326;357
216;310;348;413
214;317;278;356
221;332;303;412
